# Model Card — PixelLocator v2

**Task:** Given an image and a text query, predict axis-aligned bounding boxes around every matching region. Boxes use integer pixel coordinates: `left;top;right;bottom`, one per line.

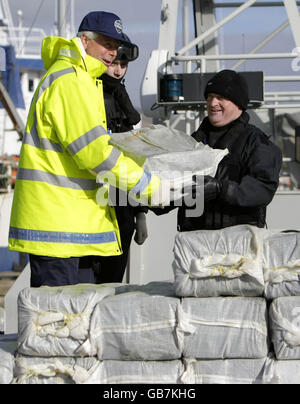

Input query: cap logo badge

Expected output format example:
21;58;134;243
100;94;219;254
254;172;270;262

114;20;123;34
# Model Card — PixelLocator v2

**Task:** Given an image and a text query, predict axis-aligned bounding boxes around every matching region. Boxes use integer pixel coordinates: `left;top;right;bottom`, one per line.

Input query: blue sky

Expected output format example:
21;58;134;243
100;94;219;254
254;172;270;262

7;0;295;108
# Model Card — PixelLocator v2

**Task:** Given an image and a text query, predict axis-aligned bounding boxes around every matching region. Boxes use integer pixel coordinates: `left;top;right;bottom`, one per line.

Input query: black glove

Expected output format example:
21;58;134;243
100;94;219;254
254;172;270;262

203;175;223;202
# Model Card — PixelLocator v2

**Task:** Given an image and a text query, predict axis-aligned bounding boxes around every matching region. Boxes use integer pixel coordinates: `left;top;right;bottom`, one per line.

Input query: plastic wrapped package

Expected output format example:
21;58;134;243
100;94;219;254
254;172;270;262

263;232;300;300
17;284;115;357
173;225;265;297
107;124;228;190
114;281;176;297
181;357;276;384
273;360;300;384
84;360;184;384
0;341;17;384
78;292;183;360
269;296;300;360
181;297;268;359
13;356;99;384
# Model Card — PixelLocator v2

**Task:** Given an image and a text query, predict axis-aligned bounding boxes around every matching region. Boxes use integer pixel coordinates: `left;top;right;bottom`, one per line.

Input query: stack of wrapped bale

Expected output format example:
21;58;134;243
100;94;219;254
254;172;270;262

263;231;300;383
12;283;115;383
0;340;17;384
173;224;275;384
8;226;300;384
76;281;185;384
12;281;186;384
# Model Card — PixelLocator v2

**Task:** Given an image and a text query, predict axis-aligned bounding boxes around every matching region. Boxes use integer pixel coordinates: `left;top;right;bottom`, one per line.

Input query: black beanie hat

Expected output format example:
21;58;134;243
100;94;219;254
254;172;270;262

204;69;249;110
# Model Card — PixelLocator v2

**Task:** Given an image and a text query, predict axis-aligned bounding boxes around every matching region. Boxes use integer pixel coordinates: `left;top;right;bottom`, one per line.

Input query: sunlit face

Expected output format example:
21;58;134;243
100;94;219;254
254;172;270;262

81;33;120;67
207;93;242;127
106;60;128;79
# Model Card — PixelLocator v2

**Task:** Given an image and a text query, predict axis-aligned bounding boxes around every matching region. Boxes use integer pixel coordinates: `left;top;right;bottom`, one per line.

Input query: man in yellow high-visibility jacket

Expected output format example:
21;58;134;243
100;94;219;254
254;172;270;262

8;11;169;287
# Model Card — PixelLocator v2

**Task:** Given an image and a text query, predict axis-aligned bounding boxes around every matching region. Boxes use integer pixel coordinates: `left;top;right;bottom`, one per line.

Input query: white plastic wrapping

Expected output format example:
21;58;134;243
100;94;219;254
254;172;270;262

0;341;17;384
181;356;276;384
263;232;300;299
273;360;300;384
269;296;300;360
13;356;99;384
113;281;176;297
84;360;184;384
173;225;265;297
17;284;115;357
107;124;228;188
181;297;268;359
79;292;183;360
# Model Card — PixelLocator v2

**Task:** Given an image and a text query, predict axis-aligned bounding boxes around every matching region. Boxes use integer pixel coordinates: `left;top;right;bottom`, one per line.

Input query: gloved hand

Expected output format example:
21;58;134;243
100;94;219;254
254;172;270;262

134;212;148;245
149;179;186;207
182;175;222;204
203;175;223;202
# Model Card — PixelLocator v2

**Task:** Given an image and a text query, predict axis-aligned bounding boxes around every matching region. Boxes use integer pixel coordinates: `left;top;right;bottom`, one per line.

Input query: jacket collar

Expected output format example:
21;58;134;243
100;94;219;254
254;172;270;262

74;37;107;79
41;36;107;79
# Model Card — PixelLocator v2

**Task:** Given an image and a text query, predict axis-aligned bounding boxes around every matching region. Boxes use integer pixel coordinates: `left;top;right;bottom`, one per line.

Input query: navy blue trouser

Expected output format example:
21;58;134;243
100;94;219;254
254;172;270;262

29;254;95;287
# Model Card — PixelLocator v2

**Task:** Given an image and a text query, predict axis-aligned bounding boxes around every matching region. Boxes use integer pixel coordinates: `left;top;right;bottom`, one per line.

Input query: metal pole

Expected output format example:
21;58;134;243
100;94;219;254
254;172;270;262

57;0;67;38
230;20;289;70
283;0;300;48
177;0;257;56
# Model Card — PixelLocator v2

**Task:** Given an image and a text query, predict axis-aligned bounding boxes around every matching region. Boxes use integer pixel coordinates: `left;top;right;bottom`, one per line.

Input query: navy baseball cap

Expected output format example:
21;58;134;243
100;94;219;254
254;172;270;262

78;11;136;48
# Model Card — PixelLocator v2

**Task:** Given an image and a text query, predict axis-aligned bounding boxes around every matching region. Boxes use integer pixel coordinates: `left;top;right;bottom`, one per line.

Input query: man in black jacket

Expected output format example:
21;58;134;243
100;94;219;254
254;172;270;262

177;69;282;231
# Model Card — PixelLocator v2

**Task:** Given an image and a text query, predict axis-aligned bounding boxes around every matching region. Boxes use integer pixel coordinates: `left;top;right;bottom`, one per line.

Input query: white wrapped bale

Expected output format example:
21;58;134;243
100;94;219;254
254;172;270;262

0;341;17;384
79;292;182;360
269;296;300;360
17;284;114;357
85;360;184;384
181;357;275;384
273;360;300;384
181;297;268;359
13;356;98;384
263;232;300;300
114;281;176;297
107;124;228;193
173;225;265;297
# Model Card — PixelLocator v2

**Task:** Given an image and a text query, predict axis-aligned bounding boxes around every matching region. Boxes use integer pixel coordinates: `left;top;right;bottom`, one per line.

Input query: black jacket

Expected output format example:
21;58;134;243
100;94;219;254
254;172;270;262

102;74;140;134
178;112;282;231
101;74;146;235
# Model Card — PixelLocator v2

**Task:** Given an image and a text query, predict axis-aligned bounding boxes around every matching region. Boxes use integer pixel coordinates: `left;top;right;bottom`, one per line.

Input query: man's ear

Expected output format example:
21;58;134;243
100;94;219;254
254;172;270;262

80;34;89;50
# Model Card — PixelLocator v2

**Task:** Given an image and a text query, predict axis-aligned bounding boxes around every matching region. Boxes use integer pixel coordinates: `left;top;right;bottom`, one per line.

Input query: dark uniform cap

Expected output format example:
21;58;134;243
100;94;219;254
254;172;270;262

204;69;249;110
78;11;136;48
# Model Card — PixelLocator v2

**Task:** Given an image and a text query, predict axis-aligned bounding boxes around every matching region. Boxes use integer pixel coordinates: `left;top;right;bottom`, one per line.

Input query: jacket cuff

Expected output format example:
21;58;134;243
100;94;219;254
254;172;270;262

220;180;237;205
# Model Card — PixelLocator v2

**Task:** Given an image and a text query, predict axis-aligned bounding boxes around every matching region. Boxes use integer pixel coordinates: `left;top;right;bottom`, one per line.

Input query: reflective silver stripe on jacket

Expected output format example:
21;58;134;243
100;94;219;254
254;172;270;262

37;67;75;100
23;67;108;156
23;112;64;152
129;170;152;196
23;67;75;152
92;147;121;174
9;227;117;244
17;167;98;191
67;125;108;155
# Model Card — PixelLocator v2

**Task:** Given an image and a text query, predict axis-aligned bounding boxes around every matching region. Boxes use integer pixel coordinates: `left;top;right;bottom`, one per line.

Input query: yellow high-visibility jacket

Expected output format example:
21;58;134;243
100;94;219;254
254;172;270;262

8;36;160;258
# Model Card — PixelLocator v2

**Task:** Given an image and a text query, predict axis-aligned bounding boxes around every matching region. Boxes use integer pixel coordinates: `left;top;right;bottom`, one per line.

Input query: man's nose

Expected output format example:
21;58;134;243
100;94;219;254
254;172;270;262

114;65;122;75
209;96;219;105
